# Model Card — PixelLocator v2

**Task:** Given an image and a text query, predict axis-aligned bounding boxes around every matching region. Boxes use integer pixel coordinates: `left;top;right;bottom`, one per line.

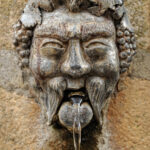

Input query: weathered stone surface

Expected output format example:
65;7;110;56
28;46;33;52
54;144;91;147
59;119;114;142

0;88;41;150
129;49;150;80
125;0;150;51
108;77;150;150
0;50;22;91
0;0;27;49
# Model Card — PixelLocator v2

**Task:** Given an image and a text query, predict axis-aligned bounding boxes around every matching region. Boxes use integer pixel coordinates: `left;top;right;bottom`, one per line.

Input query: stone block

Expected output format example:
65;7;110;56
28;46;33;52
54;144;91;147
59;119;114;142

0;50;22;90
129;49;150;80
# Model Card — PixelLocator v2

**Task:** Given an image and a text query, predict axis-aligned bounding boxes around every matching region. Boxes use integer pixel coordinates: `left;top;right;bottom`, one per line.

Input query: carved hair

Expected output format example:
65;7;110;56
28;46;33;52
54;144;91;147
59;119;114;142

13;0;136;73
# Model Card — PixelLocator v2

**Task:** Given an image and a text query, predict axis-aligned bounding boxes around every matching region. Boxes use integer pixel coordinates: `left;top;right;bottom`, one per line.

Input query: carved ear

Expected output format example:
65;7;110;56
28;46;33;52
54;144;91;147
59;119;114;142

20;0;42;28
20;0;60;28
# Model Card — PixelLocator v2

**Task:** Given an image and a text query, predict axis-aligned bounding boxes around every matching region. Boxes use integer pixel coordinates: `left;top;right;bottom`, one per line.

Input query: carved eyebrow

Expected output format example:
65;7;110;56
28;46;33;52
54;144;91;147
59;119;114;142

41;39;64;47
84;38;110;47
34;25;68;42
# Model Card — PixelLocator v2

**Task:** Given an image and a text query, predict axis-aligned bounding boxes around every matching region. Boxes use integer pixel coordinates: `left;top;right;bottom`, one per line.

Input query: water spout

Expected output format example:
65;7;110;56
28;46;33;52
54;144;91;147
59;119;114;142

71;96;82;150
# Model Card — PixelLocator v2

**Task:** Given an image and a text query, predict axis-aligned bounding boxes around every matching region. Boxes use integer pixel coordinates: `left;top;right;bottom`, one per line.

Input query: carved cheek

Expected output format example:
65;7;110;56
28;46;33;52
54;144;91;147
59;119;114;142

93;47;119;78
30;55;57;77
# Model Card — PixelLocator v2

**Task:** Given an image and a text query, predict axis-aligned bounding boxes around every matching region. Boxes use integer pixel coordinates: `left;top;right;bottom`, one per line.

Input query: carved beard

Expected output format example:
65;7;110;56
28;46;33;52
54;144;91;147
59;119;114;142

39;77;66;125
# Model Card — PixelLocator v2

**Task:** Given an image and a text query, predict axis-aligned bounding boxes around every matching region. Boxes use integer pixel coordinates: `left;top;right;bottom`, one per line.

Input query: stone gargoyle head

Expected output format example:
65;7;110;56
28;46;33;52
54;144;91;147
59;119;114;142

13;0;136;149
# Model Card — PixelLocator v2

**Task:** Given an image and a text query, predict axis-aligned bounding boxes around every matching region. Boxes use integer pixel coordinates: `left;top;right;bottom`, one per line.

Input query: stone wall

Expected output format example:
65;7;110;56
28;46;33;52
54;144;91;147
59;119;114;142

0;0;150;150
0;0;27;49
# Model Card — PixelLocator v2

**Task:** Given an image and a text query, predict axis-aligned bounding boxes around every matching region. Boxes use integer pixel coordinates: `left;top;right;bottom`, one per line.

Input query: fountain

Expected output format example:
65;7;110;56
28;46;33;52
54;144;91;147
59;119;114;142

13;0;136;149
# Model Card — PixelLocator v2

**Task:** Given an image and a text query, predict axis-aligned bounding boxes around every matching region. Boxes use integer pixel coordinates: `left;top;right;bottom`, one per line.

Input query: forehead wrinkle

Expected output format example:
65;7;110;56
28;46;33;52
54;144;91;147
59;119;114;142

34;22;82;40
34;20;115;41
81;22;115;40
34;22;69;41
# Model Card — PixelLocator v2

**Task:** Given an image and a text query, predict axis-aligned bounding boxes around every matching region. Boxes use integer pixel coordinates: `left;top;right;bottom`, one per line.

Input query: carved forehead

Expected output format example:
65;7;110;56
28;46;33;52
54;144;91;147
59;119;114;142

34;7;115;40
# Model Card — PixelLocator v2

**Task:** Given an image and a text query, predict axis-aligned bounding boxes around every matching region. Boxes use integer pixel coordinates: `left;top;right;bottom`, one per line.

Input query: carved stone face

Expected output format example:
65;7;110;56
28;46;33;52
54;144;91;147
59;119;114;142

29;7;119;131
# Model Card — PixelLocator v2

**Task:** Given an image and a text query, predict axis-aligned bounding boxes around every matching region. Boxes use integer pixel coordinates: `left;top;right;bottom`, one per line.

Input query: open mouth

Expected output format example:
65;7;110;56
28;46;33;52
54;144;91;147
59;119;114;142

61;88;89;103
58;88;93;132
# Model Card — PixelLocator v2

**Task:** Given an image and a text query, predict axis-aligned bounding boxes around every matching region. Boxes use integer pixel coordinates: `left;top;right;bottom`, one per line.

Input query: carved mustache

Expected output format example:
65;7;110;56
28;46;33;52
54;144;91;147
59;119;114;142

40;76;107;125
46;77;66;125
86;77;106;124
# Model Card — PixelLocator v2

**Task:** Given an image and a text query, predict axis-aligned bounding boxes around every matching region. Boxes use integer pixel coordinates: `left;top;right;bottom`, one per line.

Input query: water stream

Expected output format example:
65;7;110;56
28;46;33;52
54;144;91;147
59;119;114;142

71;97;82;150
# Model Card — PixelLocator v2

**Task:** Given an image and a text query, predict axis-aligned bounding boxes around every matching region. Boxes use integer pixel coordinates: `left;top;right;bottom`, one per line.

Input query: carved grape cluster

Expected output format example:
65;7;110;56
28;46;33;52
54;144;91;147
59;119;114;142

116;25;136;73
13;21;33;68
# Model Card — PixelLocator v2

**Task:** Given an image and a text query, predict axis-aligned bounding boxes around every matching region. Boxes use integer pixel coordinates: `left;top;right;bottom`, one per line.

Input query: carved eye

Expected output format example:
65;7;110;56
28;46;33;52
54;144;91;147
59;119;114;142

40;39;65;58
83;39;108;61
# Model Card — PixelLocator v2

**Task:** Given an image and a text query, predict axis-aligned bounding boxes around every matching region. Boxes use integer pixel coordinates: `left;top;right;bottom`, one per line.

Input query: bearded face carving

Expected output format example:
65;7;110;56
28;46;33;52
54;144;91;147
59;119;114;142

13;0;136;134
30;11;120;129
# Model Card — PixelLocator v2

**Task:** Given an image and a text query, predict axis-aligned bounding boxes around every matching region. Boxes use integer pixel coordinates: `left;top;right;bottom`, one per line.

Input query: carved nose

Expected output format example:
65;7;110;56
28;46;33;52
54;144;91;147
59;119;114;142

61;39;91;77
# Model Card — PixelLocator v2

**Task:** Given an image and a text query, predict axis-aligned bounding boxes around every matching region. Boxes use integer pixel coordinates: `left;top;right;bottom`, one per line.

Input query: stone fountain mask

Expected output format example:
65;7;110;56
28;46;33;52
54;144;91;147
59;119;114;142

13;0;136;132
